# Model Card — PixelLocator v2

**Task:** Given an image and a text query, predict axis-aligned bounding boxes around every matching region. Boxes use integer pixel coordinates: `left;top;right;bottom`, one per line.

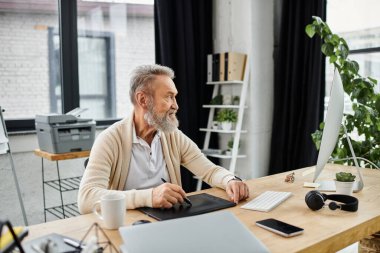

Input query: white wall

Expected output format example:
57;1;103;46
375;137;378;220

213;0;274;178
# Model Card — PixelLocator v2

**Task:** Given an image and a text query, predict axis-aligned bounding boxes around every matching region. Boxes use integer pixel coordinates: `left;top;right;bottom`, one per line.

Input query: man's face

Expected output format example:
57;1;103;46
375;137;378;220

144;75;179;132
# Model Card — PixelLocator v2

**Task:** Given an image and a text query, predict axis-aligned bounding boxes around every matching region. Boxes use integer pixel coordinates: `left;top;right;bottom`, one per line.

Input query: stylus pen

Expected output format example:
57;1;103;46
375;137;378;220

161;178;192;206
63;238;85;249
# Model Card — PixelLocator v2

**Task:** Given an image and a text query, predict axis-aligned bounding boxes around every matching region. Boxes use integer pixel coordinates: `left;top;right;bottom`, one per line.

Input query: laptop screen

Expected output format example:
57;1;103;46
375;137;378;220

119;211;269;253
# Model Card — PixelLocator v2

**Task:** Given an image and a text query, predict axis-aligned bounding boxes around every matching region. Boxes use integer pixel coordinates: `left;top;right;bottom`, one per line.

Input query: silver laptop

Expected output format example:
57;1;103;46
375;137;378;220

119;211;269;253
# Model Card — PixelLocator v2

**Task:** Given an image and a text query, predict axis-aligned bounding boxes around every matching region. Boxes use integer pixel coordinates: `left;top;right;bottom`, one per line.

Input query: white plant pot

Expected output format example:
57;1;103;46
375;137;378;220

221;121;232;131
225;150;232;156
211;121;219;130
335;180;354;195
223;95;232;105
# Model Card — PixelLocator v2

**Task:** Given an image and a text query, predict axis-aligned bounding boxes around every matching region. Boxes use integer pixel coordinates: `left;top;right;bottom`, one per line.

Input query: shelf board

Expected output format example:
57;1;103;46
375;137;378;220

201;149;223;155
206;153;247;159
206;80;243;85
45;203;80;219
44;176;81;192
202;105;248;109
199;128;247;133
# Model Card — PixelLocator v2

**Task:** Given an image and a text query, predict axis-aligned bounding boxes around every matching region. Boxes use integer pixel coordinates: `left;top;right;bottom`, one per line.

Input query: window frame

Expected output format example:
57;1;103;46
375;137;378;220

5;0;121;132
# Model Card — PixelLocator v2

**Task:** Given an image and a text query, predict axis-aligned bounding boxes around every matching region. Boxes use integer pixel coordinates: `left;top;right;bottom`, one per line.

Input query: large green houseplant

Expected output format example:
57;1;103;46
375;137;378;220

305;16;380;168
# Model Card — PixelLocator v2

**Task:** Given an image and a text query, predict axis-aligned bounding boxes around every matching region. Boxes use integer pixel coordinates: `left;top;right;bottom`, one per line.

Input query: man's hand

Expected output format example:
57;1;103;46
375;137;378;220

152;183;186;208
226;180;250;204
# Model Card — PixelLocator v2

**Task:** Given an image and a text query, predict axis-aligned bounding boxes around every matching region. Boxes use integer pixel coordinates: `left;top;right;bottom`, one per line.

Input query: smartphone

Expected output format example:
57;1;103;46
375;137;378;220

255;218;304;237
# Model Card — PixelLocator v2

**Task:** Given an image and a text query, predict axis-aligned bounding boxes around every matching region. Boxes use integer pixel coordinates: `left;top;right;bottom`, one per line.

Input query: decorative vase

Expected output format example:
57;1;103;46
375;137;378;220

221;121;232;131
223;95;232;105
335;180;354;195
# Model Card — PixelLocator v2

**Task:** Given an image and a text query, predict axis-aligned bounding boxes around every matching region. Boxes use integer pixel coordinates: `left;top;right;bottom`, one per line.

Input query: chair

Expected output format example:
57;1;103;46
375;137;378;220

84;158;89;169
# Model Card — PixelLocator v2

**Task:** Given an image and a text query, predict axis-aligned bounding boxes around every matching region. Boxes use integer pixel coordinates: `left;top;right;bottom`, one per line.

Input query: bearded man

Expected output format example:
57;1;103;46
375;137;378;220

78;64;249;214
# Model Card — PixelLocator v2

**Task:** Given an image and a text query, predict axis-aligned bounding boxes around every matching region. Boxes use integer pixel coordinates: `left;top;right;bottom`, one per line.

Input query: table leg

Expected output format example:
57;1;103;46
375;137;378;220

55;161;65;218
42;158;47;222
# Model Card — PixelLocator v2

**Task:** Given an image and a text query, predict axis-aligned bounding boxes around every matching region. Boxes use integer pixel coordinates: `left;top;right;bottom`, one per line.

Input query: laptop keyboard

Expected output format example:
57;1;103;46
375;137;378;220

240;191;292;212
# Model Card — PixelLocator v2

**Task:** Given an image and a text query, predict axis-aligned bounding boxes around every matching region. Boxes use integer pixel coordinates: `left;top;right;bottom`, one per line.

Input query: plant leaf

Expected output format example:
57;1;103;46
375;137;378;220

376;96;380;113
321;43;334;56
329;55;337;63
312;16;323;25
305;24;316;38
368;77;378;85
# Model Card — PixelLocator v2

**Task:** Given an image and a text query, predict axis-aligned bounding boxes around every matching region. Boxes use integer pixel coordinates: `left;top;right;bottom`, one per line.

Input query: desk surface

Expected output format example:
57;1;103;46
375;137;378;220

25;164;380;253
34;149;90;161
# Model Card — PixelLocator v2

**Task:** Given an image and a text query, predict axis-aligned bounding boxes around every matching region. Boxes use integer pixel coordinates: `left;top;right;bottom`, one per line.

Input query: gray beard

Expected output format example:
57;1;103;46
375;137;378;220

144;108;179;133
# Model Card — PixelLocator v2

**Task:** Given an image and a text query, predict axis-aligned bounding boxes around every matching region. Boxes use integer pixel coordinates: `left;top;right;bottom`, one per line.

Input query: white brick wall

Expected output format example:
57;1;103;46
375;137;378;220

0;12;52;119
0;9;154;120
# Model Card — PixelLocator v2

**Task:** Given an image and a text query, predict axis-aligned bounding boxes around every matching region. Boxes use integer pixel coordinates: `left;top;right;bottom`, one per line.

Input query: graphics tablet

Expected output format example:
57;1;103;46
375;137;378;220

138;193;236;221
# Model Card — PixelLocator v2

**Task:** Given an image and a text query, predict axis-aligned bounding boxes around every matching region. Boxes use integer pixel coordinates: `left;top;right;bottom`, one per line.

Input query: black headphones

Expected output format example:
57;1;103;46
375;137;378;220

305;190;359;212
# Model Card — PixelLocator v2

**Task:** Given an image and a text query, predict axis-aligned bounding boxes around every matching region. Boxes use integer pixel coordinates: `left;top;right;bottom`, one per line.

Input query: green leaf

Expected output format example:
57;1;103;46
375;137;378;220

331;34;340;44
311;130;323;150
345;60;359;74
353;78;363;85
368;77;378;85
305;24;316;38
363;80;374;89
340;38;349;49
329;55;337;63
352;60;360;73
321;43;334;56
376;96;380;113
312;16;323;25
339;44;349;59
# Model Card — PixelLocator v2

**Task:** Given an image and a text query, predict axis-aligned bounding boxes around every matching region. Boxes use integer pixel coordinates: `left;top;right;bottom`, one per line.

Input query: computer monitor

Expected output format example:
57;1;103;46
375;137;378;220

312;69;364;192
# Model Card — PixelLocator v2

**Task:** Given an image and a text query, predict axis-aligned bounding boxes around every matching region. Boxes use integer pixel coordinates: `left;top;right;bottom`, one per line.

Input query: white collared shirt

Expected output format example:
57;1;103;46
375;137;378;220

125;125;169;190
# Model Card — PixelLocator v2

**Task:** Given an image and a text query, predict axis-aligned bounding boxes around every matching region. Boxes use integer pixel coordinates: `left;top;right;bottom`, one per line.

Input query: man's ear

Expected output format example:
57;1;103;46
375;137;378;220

136;92;149;109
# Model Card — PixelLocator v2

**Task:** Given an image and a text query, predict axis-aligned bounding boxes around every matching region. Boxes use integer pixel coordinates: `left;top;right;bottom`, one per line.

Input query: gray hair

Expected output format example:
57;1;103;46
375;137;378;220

129;64;175;105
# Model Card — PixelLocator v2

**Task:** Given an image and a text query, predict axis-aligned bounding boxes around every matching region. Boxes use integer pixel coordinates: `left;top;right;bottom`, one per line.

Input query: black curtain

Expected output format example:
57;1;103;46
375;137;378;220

269;0;326;174
154;0;213;191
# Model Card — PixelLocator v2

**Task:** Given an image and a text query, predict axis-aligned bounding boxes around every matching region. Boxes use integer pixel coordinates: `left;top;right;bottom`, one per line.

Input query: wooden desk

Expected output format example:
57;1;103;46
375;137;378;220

26;164;380;253
34;149;90;221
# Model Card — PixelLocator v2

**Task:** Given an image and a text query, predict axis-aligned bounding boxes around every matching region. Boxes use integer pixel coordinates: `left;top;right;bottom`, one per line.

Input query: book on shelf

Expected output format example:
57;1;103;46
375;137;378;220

207;54;212;82
219;53;225;81
227;52;247;81
212;53;220;81
206;52;247;82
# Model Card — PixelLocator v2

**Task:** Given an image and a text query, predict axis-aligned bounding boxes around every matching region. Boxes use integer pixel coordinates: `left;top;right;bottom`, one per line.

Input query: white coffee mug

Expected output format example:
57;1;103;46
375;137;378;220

93;192;126;229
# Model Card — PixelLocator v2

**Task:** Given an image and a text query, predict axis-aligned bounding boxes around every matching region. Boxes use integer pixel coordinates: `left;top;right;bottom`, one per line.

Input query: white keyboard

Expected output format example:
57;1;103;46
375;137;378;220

241;191;292;212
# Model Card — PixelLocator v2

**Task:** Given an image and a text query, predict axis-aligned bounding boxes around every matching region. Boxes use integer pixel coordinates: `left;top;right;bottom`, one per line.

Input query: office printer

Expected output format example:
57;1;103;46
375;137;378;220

35;109;95;154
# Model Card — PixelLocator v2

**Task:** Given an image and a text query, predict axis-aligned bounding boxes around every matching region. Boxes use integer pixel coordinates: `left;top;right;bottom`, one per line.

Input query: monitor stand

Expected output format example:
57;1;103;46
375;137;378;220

317;180;363;192
316;124;364;193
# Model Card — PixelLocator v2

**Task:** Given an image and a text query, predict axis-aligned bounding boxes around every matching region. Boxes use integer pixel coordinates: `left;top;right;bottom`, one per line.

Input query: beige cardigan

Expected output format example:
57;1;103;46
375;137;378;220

78;114;235;214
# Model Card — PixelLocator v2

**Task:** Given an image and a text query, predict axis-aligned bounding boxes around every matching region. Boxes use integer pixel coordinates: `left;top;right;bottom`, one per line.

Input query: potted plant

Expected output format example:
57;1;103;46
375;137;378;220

232;96;240;105
306;16;380;168
210;94;223;105
225;138;240;155
216;109;237;130
211;116;219;130
335;172;356;195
